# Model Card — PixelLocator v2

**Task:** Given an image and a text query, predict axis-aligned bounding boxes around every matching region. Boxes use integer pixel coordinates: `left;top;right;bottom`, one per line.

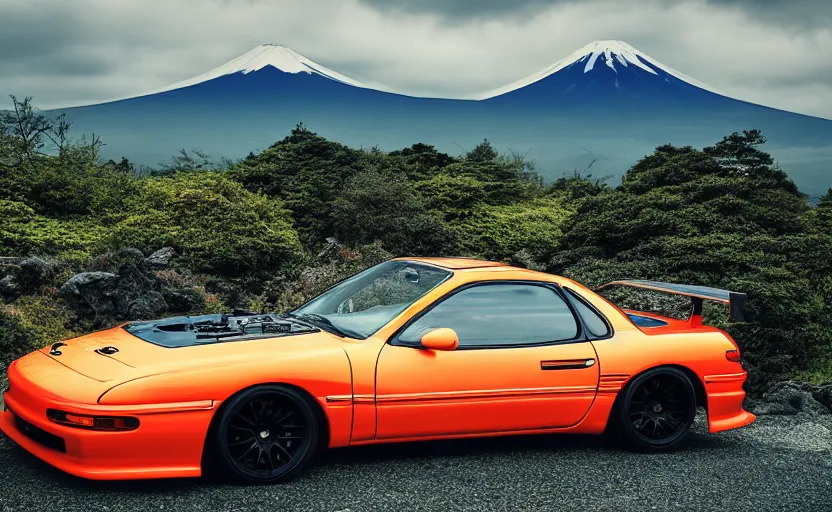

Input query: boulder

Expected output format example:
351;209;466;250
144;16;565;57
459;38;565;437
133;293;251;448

59;250;204;320
745;381;831;416
162;288;203;313
116;247;145;264
17;257;52;291
810;384;832;411
59;272;119;316
143;247;176;268
126;291;168;320
0;274;17;296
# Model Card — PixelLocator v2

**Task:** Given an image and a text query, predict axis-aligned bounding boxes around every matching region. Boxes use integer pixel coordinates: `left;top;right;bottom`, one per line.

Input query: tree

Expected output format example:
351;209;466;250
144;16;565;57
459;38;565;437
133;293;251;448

331;169;453;256
466;139;498;162
548;170;611;201
230;124;367;247
550;132;824;393
703;129;799;195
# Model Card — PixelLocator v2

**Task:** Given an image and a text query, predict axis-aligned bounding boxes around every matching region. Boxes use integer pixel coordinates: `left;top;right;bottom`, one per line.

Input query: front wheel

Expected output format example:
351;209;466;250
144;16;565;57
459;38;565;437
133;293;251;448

209;384;321;484
612;367;697;451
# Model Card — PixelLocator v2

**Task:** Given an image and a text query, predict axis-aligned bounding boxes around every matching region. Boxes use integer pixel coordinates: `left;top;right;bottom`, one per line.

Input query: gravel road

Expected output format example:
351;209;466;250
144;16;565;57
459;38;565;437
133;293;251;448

1;412;830;512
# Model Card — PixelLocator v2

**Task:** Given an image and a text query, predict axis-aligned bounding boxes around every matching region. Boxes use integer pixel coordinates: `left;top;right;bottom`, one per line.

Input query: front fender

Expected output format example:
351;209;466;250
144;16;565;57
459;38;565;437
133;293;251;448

98;347;354;447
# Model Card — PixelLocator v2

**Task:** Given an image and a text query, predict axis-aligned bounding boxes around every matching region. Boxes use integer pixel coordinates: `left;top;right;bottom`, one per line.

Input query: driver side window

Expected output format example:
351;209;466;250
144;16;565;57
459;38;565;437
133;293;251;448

397;283;579;347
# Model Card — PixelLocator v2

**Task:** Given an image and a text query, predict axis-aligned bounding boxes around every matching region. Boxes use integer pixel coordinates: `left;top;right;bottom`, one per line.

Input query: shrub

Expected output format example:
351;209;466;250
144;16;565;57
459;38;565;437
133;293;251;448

454;197;573;261
109;171;303;277
0;199;107;262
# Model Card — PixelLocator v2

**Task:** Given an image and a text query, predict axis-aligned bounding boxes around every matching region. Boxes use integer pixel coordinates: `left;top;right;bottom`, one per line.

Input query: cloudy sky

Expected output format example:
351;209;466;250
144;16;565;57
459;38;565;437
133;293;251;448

1;0;831;118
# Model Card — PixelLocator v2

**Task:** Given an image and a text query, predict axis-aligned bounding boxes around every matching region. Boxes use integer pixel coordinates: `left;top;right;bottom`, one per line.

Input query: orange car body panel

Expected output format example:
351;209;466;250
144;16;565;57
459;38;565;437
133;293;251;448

0;257;755;480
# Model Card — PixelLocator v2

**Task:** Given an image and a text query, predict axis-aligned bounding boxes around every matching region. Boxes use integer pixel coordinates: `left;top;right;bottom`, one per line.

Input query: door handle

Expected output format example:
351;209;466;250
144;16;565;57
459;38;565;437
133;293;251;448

541;359;595;370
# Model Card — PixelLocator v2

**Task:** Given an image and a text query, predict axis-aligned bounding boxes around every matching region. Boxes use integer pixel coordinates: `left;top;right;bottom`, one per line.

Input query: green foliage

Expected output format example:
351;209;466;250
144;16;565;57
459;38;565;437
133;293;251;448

331;169;453;255
1;296;80;371
811;188;832;233
454;197;573;261
549;132;831;392
414;174;488;221
466;139;498;162
2;99;831;395
548;171;612;201
387;143;457;181
0;199;107;261
109;171;303;277
22;157;138;216
230;124;366;246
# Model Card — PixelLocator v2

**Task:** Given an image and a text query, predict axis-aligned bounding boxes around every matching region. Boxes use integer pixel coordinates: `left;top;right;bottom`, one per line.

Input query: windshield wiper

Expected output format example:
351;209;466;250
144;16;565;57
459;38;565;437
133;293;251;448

285;312;362;339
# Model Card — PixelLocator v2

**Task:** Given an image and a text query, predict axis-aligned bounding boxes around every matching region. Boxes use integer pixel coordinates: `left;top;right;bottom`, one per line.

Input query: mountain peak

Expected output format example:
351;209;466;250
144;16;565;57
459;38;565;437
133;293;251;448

149;44;367;96
473;39;723;100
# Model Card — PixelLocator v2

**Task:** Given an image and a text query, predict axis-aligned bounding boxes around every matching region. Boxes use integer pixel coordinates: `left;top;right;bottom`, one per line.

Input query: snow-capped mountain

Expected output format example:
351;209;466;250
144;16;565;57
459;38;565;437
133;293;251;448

51;41;832;195
151;44;371;94
473;40;724;100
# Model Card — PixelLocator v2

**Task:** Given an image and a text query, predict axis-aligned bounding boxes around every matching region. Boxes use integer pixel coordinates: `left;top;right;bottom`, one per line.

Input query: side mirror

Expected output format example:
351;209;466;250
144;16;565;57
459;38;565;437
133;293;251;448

420;328;459;351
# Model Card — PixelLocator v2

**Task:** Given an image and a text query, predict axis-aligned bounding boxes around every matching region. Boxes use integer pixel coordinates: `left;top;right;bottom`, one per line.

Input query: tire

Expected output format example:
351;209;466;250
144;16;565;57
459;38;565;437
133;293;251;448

611;367;697;451
207;384;321;484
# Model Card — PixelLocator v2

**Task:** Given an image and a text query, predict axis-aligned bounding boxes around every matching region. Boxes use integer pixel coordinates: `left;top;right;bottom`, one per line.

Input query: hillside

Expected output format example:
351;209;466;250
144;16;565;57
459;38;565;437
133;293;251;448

2;97;832;396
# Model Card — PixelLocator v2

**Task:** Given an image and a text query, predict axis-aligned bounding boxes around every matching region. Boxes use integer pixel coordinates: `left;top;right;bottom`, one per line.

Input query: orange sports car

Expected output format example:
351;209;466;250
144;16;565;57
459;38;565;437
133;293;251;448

0;257;755;484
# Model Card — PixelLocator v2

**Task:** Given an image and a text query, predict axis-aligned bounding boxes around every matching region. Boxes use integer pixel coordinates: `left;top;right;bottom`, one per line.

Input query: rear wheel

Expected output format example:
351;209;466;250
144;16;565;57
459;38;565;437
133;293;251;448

210;384;320;484
613;367;696;451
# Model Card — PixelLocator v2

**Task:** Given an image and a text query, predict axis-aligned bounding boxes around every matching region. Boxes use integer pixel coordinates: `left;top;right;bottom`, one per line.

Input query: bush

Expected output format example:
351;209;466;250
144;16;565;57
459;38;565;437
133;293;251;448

0;295;80;371
331;169;453;256
0;199;107;262
549;132;829;393
454;197;573;261
230;124;367;246
109;171;303;277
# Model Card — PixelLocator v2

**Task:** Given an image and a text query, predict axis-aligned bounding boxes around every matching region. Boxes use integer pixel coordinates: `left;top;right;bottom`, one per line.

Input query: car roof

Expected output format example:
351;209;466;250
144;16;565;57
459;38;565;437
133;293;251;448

393;257;511;270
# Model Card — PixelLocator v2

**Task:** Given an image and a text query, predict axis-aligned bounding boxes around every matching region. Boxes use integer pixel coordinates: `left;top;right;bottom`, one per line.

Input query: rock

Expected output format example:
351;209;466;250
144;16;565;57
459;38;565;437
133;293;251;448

59;272;119;316
811;384;832;411
143;247;175;268
746;381;831;416
126;291;168;320
93;247;145;271
0;257;25;266
112;263;158;314
17;257;52;290
59;250;202;321
117;247;145;263
0;274;18;296
162;288;203;313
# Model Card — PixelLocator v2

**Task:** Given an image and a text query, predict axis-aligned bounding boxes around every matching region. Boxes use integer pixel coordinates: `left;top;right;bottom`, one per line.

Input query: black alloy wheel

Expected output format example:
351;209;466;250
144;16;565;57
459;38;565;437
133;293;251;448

614;367;696;451
209;384;321;483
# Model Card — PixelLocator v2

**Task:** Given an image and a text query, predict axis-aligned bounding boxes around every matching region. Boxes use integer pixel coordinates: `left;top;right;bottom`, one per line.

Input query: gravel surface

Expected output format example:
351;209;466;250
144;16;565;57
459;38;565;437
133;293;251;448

1;412;831;512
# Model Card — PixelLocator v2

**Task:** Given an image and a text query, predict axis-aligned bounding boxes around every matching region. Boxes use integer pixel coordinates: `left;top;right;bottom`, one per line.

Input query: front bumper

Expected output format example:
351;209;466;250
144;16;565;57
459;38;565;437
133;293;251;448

0;383;217;480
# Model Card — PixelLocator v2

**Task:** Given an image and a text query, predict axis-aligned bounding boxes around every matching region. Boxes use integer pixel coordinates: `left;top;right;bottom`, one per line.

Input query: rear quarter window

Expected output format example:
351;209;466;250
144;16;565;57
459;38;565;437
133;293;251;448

564;288;611;338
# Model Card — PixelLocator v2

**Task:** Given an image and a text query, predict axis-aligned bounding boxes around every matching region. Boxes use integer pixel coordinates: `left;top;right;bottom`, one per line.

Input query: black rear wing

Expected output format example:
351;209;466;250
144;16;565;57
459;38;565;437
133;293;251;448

595;280;747;323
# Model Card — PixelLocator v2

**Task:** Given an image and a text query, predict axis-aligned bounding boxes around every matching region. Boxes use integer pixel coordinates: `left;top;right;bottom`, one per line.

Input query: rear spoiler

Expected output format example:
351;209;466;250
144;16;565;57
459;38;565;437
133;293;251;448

595;280;747;324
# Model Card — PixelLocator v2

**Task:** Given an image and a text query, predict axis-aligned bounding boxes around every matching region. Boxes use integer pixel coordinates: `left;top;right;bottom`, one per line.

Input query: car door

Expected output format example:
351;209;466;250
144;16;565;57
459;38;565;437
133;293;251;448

374;281;600;440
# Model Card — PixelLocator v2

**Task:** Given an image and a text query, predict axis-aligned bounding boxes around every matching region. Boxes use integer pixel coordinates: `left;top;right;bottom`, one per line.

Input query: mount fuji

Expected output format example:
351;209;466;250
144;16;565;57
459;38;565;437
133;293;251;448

51;41;832;194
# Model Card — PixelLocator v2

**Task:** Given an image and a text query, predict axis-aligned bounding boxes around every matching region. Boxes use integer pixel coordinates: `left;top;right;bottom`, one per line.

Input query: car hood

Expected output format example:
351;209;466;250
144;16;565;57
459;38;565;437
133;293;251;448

37;315;347;384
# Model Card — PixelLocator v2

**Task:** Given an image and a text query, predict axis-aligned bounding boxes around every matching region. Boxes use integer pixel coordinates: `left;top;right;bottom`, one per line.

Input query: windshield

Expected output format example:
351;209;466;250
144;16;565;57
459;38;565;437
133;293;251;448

291;260;452;339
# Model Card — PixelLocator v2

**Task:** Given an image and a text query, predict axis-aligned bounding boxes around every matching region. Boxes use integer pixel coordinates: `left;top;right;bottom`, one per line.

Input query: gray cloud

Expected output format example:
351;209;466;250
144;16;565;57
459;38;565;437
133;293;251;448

705;0;832;28
357;0;576;21
359;0;832;28
0;0;830;120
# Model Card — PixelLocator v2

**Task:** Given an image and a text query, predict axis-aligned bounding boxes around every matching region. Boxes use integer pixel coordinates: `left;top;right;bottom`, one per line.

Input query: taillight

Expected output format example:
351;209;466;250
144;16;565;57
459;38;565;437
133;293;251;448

725;349;741;362
46;409;139;431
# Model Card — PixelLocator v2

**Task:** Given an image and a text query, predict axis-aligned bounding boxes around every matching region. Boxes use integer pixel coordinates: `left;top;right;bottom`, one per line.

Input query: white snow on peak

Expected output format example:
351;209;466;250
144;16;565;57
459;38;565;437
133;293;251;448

472;40;724;100
149;44;370;95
